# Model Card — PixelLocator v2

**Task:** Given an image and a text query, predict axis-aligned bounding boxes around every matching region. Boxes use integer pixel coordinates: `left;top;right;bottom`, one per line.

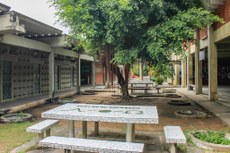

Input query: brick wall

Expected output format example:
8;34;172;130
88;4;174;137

199;28;208;40
95;62;104;85
214;0;230;30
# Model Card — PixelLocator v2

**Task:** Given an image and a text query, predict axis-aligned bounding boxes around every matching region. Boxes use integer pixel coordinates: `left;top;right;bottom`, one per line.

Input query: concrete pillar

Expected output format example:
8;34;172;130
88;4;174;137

0;60;2;101
91;60;96;87
208;26;218;101
181;59;186;88
187;46;192;90
139;59;143;80
76;56;80;94
49;52;55;100
195;30;202;94
173;64;180;86
105;47;111;86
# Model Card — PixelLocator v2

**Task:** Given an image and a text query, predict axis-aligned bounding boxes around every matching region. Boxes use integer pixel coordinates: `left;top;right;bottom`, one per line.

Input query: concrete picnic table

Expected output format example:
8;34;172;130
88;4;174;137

41;103;159;142
128;80;153;94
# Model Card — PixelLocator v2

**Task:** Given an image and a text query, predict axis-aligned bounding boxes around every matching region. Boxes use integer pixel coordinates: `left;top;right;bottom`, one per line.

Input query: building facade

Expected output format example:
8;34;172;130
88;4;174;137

0;3;95;103
176;0;230;101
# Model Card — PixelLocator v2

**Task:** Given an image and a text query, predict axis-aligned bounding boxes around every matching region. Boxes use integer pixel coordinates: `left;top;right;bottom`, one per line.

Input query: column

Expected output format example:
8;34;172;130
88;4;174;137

76;56;80;94
49;52;54;100
105;47;111;86
195;30;202;94
173;64;180;86
139;59;143;80
181;59;186;88
0;60;2;101
187;46;192;90
91;60;96;87
208;26;218;101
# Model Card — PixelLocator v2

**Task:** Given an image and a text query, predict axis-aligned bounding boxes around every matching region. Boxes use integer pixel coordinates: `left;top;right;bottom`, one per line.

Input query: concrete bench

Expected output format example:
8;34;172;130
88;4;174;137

188;84;195;91
128;87;152;94
26;119;59;140
39;136;144;153
155;87;161;94
163;126;186;153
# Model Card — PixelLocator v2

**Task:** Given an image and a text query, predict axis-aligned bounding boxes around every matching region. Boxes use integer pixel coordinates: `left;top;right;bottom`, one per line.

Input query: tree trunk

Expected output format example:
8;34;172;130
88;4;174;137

113;64;130;99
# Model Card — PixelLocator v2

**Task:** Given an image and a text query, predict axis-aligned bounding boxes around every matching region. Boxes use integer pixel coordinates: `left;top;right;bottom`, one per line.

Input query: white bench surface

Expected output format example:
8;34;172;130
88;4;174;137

163;126;186;144
26;119;59;133
42;104;158;124
40;136;144;153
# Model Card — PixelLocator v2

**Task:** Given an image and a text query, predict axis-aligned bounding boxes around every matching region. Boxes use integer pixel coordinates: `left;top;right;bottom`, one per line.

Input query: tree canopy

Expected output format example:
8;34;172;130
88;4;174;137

50;0;222;98
51;0;220;65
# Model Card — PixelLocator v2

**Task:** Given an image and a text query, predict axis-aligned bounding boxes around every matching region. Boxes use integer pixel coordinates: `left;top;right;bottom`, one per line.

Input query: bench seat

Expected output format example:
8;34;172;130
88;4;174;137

128;87;152;94
40;136;144;153
188;84;195;91
26;119;59;140
27;119;59;133
128;87;152;90
163;126;186;153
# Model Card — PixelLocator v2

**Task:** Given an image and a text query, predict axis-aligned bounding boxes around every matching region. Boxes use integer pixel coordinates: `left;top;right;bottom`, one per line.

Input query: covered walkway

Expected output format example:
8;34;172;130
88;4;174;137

177;88;230;127
0;89;77;113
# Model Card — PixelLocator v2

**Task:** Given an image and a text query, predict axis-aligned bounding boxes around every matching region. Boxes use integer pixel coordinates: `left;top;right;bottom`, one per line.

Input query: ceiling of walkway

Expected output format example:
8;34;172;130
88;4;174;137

217;37;230;58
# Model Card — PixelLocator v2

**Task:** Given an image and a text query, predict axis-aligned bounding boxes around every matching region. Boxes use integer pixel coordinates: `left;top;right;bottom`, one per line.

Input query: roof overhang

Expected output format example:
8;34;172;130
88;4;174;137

11;11;63;38
0;3;10;13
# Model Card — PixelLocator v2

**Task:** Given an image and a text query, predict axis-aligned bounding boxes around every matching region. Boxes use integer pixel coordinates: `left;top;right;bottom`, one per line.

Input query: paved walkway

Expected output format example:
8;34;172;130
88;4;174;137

177;88;230;127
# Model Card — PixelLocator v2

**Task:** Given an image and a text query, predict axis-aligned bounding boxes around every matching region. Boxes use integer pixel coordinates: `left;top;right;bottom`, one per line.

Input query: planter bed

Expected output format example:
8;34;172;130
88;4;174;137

191;131;230;152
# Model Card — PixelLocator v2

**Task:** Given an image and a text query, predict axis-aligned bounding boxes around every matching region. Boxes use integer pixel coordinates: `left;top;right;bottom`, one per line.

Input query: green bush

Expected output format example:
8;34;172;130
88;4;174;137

155;77;164;85
193;131;230;145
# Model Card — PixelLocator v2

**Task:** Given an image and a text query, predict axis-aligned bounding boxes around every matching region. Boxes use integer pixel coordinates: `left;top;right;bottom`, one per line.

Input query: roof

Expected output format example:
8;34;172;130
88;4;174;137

0;3;10;13
11;11;63;38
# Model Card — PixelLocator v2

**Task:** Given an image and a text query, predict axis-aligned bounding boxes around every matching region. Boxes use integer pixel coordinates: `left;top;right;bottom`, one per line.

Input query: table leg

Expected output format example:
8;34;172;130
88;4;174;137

68;120;75;137
67;120;75;153
145;84;148;94
169;143;176;153
131;84;133;94
46;129;51;137
82;121;87;138
126;123;135;142
94;122;99;135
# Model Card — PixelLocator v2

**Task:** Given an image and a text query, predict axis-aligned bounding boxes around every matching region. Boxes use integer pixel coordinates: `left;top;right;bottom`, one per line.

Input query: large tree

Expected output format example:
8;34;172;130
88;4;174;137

50;0;221;99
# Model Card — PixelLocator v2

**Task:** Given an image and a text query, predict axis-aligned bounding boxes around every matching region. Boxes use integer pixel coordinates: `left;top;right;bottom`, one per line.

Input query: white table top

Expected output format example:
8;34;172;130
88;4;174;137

129;81;153;84
42;103;158;124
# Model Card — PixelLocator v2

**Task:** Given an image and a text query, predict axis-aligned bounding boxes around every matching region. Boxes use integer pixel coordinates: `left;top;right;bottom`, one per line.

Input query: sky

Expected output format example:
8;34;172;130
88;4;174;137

0;0;69;34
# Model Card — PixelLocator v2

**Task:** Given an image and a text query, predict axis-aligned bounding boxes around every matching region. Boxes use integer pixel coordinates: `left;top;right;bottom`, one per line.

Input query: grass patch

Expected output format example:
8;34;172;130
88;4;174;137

193;130;230;145
0;122;36;153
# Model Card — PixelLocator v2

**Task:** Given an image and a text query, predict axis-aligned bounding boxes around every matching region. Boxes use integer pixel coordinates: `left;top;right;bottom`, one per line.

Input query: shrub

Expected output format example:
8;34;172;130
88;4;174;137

155;77;164;85
193;131;230;145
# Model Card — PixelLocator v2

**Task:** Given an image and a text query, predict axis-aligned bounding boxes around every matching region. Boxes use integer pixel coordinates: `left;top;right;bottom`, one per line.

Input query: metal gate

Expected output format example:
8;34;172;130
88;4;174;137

54;65;60;90
34;64;41;94
3;61;12;100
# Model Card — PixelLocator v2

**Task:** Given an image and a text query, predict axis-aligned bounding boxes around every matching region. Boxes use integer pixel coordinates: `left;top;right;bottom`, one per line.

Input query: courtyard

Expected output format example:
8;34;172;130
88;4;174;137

0;88;229;153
